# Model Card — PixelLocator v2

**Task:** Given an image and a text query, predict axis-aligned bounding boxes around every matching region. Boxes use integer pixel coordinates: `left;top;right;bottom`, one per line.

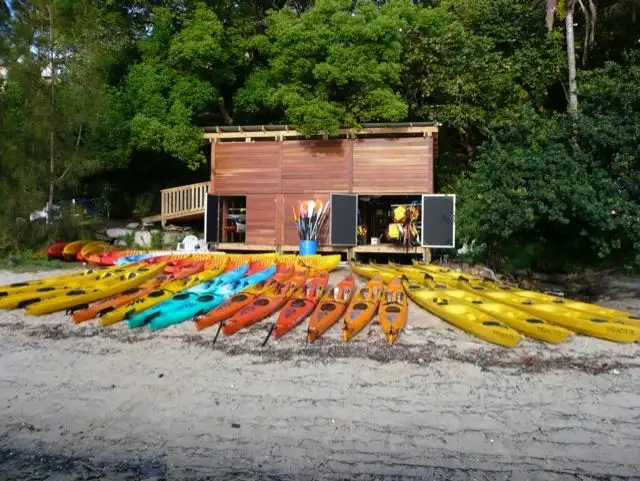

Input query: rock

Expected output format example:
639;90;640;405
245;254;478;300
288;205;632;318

106;228;133;239
126;222;139;229
134;231;152;247
163;232;183;246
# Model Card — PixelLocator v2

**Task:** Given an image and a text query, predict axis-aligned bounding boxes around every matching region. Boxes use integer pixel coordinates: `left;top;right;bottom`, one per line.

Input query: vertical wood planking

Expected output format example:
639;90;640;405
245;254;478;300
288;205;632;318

246;194;277;245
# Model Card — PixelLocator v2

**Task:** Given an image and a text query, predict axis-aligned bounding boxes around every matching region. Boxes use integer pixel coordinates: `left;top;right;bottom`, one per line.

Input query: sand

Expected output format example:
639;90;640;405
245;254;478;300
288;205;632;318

1;266;639;480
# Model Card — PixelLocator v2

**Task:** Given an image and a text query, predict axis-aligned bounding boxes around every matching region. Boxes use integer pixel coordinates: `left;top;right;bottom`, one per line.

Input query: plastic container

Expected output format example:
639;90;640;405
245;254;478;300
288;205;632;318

299;240;318;256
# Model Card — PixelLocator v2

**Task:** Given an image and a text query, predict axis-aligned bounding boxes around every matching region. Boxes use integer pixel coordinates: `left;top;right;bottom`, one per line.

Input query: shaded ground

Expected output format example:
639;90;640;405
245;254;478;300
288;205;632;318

1;266;639;480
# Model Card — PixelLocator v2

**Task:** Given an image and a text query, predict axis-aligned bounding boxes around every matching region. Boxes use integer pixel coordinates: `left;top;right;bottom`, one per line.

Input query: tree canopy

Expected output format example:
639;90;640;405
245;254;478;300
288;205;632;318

0;0;638;271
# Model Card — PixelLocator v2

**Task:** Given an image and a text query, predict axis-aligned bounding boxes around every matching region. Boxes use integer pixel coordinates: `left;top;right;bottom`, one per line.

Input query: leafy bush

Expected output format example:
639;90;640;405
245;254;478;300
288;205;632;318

456;101;640;272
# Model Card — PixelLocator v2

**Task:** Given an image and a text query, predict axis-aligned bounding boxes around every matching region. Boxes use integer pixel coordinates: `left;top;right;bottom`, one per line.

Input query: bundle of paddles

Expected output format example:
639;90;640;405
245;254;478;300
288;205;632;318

292;199;329;242
0;252;409;344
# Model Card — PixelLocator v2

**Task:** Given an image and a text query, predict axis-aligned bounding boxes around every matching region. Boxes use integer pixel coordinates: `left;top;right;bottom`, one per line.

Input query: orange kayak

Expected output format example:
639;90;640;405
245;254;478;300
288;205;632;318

378;278;408;344
307;273;355;343
274;271;329;339
194;266;292;331
71;262;205;323
222;269;308;336
343;275;384;341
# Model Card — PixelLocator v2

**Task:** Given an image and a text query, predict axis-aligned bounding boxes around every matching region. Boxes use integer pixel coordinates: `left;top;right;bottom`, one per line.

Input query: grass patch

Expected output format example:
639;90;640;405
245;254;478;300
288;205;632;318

0;250;77;273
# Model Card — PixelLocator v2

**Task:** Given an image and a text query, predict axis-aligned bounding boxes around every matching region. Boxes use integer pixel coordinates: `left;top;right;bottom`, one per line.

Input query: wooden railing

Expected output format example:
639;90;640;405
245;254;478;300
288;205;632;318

161;182;209;224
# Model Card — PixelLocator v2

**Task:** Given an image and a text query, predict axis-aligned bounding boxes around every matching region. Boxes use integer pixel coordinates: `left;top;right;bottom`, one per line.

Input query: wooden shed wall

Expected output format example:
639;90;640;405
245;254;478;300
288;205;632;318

245;194;278;245
211;136;434;246
212;143;281;194
281;141;351;193
352;137;433;193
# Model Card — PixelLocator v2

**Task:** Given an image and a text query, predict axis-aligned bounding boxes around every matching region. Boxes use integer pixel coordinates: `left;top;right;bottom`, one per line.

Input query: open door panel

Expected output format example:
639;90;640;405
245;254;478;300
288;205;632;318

204;194;220;243
329;193;358;246
421;194;455;248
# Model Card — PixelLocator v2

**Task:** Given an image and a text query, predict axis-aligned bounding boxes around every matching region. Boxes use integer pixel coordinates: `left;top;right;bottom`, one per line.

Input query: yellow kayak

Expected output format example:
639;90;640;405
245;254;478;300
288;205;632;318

468;285;640;343
426;283;573;343
417;261;640;330
410;260;496;285
497;286;640;328
410;259;470;276
349;261;397;284
25;263;166;315
99;265;225;326
62;240;94;260
379;261;474;287
403;280;523;348
0;264;133;296
0;266;146;310
296;254;341;272
77;241;110;262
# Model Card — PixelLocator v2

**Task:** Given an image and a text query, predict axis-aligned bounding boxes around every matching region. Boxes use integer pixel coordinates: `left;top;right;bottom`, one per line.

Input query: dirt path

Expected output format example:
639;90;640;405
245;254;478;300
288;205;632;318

1;267;639;480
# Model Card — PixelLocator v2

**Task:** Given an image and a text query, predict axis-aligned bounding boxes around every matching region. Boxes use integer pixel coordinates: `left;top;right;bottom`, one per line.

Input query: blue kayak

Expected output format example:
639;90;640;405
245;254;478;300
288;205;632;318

115;252;166;265
145;265;277;331
126;263;250;329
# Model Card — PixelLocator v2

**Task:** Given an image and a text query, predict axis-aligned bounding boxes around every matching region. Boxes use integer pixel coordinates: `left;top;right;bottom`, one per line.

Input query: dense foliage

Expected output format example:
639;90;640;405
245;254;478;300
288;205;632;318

0;0;638;271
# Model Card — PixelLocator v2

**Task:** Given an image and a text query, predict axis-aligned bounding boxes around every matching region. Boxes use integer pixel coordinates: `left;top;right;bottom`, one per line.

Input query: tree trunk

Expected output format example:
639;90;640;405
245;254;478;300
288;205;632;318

47;2;55;224
565;7;578;113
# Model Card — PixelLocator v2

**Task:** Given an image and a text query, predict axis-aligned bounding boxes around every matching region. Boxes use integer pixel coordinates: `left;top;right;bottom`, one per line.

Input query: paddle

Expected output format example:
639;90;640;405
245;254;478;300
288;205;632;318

261;322;276;346
212;321;224;344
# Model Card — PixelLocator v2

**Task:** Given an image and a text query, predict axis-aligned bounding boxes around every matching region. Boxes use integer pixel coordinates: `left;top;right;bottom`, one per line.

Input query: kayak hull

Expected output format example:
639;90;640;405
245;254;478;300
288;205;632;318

25;264;166;316
342;276;384;342
403;281;523;348
71;262;205;323
379;278;408;345
307;273;355;343
274;299;316;338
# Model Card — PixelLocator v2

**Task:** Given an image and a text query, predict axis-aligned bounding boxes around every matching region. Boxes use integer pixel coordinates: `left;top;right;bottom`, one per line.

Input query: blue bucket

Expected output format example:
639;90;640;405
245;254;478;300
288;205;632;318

299;240;318;256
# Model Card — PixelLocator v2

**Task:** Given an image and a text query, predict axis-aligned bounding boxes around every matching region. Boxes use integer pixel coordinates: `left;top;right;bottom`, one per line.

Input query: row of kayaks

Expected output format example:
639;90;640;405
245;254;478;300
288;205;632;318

46;240;112;262
42;240;343;273
0;256;405;344
351;260;640;347
5;252;639;348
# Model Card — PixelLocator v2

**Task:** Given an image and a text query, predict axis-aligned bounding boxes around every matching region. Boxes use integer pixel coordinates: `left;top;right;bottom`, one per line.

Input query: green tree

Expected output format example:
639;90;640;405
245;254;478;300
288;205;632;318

235;0;411;135
456;85;640;272
0;0;132;247
124;3;225;168
401;0;565;188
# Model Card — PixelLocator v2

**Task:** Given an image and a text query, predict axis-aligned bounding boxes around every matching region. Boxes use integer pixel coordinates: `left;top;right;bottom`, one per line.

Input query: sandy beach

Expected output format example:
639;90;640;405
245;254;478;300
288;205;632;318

1;266;639;480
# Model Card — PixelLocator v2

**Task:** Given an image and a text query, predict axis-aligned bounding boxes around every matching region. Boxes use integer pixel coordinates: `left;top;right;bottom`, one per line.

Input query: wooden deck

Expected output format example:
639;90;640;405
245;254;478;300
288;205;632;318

143;182;209;225
214;242;431;261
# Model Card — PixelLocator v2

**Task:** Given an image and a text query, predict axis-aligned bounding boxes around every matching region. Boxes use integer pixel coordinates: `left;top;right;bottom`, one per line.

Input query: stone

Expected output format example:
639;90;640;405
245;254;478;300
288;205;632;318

105;228;133;239
134;231;152;247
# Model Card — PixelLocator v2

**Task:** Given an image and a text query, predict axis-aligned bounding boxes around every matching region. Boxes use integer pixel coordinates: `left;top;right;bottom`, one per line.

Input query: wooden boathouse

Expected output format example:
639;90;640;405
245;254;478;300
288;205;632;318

157;123;455;259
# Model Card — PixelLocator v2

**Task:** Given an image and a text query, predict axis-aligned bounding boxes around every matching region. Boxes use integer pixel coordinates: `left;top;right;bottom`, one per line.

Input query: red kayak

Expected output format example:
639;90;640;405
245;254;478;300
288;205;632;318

222;269;309;336
194;266;293;331
47;242;71;259
274;271;329;338
85;250;135;266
